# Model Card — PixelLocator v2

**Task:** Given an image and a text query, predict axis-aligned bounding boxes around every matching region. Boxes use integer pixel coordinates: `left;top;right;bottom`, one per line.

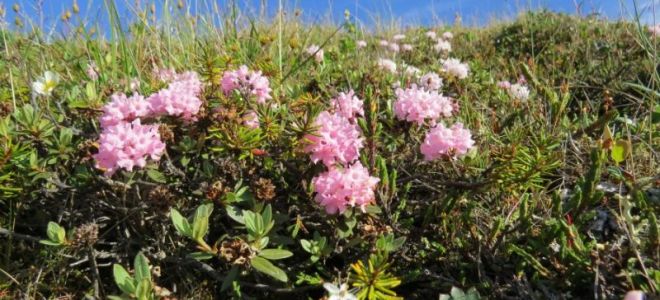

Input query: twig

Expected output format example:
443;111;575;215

0;227;42;243
88;246;104;299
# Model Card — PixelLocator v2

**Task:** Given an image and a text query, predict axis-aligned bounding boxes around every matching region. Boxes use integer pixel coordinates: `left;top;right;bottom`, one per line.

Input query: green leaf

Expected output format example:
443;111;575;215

146;169;167;183
39;240;63;246
243;210;258;236
113;264;136;295
192;203;214;242
300;240;312;253
46;222;65;244
188;252;214;261
251;256;288;282
258;249;293;260
133;252;151;282
221;265;240;291
170;208;192;238
226;205;245;224
135;278;153;300
611;140;630;164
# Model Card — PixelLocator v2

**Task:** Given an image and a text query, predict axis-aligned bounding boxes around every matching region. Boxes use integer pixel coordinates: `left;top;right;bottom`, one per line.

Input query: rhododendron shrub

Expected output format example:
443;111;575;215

331;90;364;121
420;122;475;160
311;162;379;214
147;71;203;121
221;65;273;103
99;93;150;128
394;84;453;125
441;58;469;79
93;119;166;176
303;111;364;167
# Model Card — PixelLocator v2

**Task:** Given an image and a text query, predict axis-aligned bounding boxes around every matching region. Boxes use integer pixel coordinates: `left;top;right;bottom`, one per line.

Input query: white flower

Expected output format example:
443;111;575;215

403;64;421;76
377;58;397;73
379;40;389;47
392;34;406;41
129;78;140;91
324;282;357;300
32;71;60;96
356;40;367;48
434;39;452;53
508;83;530;101
419;72;443;91
306;44;324;63
401;44;413;51
425;31;437;40
441;58;469;79
442;31;454;40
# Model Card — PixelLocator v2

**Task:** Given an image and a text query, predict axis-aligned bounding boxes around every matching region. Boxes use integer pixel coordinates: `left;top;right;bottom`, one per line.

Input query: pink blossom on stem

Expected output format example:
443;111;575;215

393;84;453;126
441;58;469;79
100;93;151;128
303;111;364;167
420;122;475;160
331;90;364;121
147;71;203;121
312;162;379;214
306;44;324;63
94;119;166;176
221;65;273;104
243;110;260;129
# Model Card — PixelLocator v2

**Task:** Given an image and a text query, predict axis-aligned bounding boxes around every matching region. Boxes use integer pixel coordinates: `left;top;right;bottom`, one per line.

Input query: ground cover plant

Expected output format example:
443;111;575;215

0;1;659;299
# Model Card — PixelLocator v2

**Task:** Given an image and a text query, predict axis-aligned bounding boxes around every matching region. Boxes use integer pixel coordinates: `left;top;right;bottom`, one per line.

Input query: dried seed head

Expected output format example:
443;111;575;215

219;239;253;265
71;223;99;248
158;124;175;143
148;186;176;212
254;178;276;202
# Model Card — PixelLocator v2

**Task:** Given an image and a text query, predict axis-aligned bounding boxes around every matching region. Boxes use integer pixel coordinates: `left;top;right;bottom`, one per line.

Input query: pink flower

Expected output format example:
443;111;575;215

419;72;443;91
306;44;324;63
420;122;475;160
304;111;364;167
404;64;421;76
392;34;406;41
86;62;99;80
243;110;260;129
377;58;397;73
388;43;400;53
129;78;140;91
508;83;530;101
312;162;379;214
100;93;151;128
648;24;660;37
147;71;203;121
425;31;437;40
94;119;166;176
434;39;452;53
441;58;469;79
379;40;389;47
402;44;413;51
331;90;364;121
153;67;177;82
221;65;273;104
442;31;454;40
497;80;512;89
393;84;453;126
357;40;367;48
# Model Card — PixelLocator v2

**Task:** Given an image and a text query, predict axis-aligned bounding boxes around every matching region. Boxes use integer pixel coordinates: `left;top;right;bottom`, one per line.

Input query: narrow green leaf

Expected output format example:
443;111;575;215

192;203;214;242
146;169;167;183
113;264;136;295
133;253;151;282
170;208;192;238
251;256;288;282
258;249;293;260
221;265;240;291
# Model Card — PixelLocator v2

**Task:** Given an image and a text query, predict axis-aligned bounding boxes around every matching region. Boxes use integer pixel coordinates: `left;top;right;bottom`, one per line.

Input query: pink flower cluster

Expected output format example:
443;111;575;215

100;93;151;128
311;162;379;214
93;119;166;176
420;72;443;91
243;110;260;129
95;69;204;176
304;111;364;167
393;84;453;125
147;71;203;121
306;45;324;63
331;90;364;121
221;65;273;104
420;122;475;160
441;58;469;79
649;24;660;37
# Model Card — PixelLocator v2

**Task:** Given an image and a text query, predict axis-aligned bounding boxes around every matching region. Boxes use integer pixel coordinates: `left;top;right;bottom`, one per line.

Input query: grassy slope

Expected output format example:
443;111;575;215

0;4;658;299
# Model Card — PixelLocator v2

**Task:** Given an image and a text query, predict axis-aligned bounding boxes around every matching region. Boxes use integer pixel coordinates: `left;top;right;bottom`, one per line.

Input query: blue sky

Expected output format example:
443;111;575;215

3;0;658;36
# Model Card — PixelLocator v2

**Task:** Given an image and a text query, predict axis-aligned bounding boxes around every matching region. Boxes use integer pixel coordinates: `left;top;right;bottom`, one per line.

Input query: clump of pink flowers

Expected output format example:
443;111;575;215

100;93;151;128
442;31;454;40
304;111;364;167
147;71;203;121
86;62;99;80
649;24;660;37
356;40;367;48
441;58;469;79
93;119;166;176
425;31;437;40
419;72;443;91
420;122;475;160
221;65;273;104
311;162;379;214
434;39;452;53
243;111;260;129
393;84;453;125
498;77;530;101
306;44;324;63
331;90;364;121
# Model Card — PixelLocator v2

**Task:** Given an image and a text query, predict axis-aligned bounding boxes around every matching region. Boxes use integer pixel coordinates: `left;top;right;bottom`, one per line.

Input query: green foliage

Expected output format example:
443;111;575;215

40;221;67;246
111;252;159;300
